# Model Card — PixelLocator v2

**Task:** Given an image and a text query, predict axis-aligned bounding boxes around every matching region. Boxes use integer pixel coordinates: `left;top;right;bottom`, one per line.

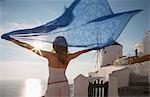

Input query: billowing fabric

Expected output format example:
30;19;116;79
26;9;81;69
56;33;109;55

4;0;142;49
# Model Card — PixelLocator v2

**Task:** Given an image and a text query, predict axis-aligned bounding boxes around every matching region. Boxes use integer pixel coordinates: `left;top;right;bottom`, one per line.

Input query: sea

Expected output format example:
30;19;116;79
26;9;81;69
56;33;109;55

0;79;73;97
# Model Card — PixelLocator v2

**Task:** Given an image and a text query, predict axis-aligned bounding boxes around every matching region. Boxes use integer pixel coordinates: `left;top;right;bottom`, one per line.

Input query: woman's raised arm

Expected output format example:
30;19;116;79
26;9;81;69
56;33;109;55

12;38;51;58
68;48;92;60
1;34;50;59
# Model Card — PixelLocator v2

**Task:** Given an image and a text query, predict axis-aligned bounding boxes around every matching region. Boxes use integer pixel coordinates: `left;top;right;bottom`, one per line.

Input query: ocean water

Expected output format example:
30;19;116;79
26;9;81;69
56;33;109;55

0;79;73;97
1;79;47;97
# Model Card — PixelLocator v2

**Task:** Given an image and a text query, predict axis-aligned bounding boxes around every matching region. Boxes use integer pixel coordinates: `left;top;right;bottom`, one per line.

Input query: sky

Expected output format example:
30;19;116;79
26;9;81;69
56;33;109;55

0;0;149;84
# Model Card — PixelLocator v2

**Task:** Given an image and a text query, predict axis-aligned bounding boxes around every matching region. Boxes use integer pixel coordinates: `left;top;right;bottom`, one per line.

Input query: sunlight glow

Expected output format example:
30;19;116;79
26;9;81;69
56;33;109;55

32;41;44;56
24;79;43;97
33;41;44;50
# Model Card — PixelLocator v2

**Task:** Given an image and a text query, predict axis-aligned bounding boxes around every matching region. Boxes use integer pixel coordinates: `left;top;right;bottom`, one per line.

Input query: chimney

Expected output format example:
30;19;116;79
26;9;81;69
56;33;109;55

135;49;138;56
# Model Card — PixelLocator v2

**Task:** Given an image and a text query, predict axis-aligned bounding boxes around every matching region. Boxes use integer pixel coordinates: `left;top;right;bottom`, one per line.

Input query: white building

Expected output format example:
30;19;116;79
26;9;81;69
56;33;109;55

142;31;150;76
101;42;123;67
133;31;150;76
73;31;150;97
73;42;124;97
143;31;150;55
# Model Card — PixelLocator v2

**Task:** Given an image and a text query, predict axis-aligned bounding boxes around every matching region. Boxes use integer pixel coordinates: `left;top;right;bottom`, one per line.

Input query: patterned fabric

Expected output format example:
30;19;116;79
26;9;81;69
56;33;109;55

4;0;142;49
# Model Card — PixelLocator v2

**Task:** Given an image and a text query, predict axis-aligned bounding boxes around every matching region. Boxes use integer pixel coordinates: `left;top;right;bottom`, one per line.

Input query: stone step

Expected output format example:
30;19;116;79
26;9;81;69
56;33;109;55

118;86;149;97
129;82;149;86
129;74;148;83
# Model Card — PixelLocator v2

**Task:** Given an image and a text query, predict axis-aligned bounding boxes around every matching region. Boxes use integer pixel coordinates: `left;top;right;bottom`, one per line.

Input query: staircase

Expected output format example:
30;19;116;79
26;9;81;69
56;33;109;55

118;74;149;97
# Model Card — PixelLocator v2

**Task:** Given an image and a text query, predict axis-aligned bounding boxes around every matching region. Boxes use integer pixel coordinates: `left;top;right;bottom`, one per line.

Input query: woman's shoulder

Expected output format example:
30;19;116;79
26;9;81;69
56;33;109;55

43;51;56;60
67;53;74;57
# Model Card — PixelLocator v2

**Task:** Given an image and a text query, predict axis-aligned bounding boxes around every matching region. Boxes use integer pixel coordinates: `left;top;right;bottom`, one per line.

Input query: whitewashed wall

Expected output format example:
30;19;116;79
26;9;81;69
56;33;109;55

141;31;150;76
101;45;122;67
74;74;88;97
108;75;119;97
111;67;130;88
132;31;150;76
74;75;106;97
97;66;125;81
143;31;150;55
108;67;130;97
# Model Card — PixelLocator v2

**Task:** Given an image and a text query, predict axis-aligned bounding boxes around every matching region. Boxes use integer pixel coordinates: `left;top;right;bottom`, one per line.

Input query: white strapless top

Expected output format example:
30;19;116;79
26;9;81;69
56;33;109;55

48;66;67;83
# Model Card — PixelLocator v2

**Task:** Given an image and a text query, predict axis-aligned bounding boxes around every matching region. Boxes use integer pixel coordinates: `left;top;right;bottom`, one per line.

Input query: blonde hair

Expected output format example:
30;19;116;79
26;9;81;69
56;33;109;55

53;36;68;64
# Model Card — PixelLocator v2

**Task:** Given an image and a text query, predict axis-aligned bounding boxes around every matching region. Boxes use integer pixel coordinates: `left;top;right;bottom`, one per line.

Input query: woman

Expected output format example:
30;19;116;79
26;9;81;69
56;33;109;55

1;34;93;97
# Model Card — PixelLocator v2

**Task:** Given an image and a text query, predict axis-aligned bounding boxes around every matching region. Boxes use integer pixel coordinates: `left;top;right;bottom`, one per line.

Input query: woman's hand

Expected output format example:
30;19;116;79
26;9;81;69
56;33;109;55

1;34;12;40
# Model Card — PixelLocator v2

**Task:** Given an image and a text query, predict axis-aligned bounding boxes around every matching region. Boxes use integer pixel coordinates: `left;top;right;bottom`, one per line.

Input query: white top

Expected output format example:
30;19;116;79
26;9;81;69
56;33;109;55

48;66;67;83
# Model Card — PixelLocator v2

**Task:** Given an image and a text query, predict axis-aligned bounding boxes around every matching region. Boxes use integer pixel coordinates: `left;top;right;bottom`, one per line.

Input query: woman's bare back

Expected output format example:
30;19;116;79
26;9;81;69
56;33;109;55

46;52;70;69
